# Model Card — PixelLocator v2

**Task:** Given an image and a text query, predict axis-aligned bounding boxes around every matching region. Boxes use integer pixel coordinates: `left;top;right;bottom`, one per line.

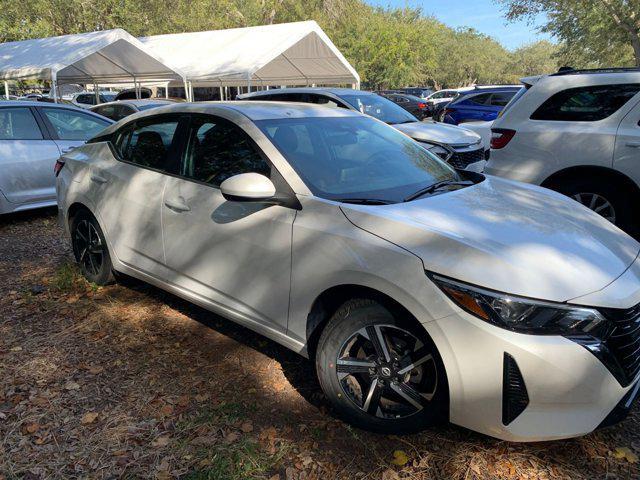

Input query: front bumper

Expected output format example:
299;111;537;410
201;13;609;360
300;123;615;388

424;309;638;441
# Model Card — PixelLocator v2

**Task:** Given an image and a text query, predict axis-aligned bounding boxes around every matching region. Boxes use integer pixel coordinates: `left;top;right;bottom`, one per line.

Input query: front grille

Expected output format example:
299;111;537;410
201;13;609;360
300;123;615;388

600;304;640;386
448;148;485;169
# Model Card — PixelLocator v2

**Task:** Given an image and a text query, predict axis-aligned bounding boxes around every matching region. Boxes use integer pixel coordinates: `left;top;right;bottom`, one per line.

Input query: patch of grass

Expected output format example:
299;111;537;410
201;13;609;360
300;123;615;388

51;262;81;292
185;438;288;480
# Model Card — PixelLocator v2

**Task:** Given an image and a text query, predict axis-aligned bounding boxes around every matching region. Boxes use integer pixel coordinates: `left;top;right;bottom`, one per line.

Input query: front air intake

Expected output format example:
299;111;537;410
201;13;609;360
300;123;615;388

502;353;529;425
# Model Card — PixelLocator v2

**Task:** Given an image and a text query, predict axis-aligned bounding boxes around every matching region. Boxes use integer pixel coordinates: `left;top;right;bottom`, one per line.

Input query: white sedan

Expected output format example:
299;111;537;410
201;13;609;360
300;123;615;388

56;101;640;441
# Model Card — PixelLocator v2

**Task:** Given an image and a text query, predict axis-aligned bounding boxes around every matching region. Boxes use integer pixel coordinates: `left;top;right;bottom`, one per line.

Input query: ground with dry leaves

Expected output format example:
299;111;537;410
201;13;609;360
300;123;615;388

0;209;639;480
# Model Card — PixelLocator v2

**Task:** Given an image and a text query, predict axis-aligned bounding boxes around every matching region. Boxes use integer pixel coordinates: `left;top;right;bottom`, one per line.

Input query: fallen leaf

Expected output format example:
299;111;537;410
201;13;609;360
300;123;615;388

24;422;40;434
191;435;217;446
81;412;99;425
10;346;22;352
159;404;173;416
152;435;170;448
224;431;240;444
390;450;409;466
381;469;400;480
64;381;80;391
612;447;638;463
88;366;104;375
177;395;189;407
241;421;253;433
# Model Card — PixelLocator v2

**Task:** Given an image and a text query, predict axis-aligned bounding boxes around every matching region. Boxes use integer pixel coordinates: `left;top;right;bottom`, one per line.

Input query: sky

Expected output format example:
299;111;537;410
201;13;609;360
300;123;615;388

365;0;551;50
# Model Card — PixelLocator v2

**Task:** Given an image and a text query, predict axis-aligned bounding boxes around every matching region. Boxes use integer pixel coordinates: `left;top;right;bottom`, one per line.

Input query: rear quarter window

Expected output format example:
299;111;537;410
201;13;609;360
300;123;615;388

531;84;640;121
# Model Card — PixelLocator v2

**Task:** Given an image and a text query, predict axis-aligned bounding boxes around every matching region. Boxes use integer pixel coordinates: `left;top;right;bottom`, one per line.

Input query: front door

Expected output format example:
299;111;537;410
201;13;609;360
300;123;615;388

162;114;295;332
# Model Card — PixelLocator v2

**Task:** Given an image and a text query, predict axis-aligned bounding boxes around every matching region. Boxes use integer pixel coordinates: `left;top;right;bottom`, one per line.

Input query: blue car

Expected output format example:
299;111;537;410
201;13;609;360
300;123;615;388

442;87;522;125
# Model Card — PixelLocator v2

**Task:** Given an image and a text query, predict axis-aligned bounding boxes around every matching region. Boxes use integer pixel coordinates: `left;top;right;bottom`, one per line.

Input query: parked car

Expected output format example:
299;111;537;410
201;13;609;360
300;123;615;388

90;99;177;121
485;68;640;236
380;93;429;119
424;89;464;117
70;91;118;109
239;88;486;171
57;101;640;441
114;87;153;101
399;87;434;98
442;86;522;125
0;102;113;214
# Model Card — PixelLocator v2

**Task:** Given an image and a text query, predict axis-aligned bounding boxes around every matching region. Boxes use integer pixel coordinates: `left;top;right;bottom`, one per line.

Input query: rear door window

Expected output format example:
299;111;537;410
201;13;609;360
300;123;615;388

531;84;640;121
467;93;491;105
115;117;180;171
41;108;111;141
488;92;515;107
0;108;43;140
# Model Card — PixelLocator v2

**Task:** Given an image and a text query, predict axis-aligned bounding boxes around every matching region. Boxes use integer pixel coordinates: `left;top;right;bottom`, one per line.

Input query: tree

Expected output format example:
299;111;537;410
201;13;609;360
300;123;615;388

497;0;640;67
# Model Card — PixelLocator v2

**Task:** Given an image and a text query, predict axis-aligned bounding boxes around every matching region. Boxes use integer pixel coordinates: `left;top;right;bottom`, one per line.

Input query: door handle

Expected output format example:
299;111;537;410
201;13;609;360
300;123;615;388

90;174;107;184
61;146;76;153
164;197;191;212
626;141;640;148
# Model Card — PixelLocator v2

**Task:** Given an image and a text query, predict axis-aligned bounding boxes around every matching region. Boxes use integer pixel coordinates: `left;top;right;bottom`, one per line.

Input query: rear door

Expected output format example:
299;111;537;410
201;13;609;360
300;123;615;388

91;114;183;277
0;106;59;205
614;94;640;185
38;106;112;156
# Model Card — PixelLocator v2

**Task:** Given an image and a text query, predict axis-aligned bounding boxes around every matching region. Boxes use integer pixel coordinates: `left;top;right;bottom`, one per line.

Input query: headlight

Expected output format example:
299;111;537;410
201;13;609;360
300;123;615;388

431;274;611;338
420;142;451;161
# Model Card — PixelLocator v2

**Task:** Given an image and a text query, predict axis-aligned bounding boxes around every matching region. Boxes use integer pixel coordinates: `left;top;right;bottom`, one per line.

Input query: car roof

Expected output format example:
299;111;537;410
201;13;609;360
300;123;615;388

96;100;363;136
0;100;86;108
239;87;375;99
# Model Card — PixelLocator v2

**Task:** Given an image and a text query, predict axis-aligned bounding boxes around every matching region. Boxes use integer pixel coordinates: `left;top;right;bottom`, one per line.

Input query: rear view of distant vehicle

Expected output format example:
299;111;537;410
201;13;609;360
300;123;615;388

0;102;112;214
91;99;176;121
70;91;117;109
399;87;433;98
383;93;429;119
442;87;522;125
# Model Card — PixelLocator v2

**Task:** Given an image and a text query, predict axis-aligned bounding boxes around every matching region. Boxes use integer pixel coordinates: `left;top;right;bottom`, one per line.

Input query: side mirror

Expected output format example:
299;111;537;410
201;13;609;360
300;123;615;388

220;173;276;202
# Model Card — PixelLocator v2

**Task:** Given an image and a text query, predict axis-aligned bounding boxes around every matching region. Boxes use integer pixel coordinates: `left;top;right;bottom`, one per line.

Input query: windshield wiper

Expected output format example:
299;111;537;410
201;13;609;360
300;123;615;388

337;198;394;205
403;180;474;202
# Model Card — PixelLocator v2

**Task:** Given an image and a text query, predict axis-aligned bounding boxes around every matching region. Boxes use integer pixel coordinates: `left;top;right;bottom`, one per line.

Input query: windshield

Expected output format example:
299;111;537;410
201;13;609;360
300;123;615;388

339;93;418;125
257;116;459;203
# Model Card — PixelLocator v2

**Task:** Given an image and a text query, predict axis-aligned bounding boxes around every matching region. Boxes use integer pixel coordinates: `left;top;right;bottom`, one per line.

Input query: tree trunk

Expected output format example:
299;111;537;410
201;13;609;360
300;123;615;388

632;34;640;66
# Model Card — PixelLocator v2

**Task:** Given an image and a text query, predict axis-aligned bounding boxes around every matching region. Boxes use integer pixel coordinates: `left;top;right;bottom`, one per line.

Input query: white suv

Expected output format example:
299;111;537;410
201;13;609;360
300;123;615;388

485;68;640;235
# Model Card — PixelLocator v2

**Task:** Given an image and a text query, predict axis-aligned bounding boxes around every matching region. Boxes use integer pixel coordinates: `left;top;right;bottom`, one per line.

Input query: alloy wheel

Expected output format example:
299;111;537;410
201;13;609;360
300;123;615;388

336;324;438;419
572;192;616;223
73;219;105;276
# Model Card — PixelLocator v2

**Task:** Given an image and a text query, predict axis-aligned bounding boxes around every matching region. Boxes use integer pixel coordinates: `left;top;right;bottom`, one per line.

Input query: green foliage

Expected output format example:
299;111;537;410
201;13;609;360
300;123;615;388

497;0;640;67
0;0;565;88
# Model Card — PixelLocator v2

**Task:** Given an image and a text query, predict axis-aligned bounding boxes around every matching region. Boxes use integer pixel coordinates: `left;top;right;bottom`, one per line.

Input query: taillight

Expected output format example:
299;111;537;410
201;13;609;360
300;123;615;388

490;129;516;149
418;102;426;109
54;159;65;177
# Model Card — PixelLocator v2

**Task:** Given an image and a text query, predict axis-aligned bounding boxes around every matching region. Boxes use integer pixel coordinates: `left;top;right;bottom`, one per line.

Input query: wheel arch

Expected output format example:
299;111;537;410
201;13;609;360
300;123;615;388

305;284;428;359
541;165;640;200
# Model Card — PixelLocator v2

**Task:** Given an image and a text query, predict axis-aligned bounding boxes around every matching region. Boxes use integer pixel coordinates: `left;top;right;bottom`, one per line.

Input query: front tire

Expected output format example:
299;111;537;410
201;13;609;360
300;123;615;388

70;210;114;285
316;299;448;434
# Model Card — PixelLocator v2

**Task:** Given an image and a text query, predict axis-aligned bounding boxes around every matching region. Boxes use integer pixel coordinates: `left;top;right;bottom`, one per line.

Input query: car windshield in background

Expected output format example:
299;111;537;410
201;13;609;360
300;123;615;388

257;116;459;203
339;93;418;125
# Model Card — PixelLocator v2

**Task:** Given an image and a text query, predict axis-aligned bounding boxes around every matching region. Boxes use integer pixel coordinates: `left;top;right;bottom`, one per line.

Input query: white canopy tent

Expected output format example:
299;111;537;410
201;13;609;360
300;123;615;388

0;29;188;101
139;21;360;98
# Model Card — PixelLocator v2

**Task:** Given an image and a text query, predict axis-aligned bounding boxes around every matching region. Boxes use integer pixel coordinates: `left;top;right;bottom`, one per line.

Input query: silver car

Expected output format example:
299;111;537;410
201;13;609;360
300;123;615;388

0;101;113;214
239;88;486;171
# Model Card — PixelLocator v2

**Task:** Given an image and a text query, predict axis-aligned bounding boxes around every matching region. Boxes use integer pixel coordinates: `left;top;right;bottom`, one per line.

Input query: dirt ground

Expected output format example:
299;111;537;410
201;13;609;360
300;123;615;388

0;209;639;480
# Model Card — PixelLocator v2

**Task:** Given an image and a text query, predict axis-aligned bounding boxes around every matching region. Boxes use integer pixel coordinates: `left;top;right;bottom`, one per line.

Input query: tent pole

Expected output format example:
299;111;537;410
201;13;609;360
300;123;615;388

51;73;58;103
189;81;194;102
183;79;189;101
219;86;223;101
4;81;9;99
165;82;169;99
94;83;99;104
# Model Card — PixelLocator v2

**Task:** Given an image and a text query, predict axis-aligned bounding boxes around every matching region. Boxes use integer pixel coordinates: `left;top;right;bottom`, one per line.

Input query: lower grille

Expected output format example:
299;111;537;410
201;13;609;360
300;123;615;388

448;148;485;169
600;304;640;386
502;353;529;425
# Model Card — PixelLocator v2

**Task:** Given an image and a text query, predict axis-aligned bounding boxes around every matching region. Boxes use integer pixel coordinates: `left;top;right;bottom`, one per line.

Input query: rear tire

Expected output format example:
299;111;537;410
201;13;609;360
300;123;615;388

315;298;448;434
70;210;114;285
553;177;637;236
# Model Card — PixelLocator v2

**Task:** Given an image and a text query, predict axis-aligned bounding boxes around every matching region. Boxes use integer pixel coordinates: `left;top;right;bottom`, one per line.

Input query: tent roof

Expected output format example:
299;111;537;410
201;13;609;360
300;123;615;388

0;29;185;84
140;21;359;87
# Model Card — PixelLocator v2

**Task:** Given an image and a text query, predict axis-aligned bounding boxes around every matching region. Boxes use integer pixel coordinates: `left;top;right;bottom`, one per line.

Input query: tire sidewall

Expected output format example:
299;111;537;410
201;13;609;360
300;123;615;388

316;299;448;434
70;210;114;285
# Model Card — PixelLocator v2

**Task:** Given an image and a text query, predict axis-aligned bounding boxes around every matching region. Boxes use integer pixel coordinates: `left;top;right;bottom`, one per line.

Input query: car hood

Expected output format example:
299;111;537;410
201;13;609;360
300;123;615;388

341;176;640;303
393;121;481;147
